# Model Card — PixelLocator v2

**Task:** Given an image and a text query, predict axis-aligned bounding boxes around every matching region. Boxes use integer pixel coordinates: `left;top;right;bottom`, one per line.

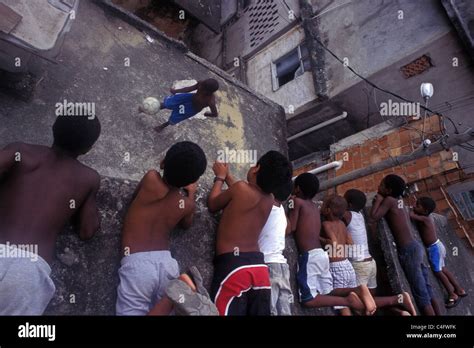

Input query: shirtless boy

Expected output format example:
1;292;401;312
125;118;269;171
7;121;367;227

322;195;416;316
410;197;466;308
0;115;101;315
116;141;207;315
153;79;219;132
370;174;440;315
288;173;376;315
207;151;292;315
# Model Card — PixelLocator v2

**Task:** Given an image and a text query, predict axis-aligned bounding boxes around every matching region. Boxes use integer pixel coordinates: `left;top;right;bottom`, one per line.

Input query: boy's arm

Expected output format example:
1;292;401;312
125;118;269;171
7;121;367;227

77;173;101;240
319;223;332;245
208;161;232;213
370;194;392;221
178;183;197;229
171;82;199;94
0;143;20;175
409;211;428;222
287;197;300;233
204;102;218;118
225;173;237;187
285;215;292;235
342;211;352;226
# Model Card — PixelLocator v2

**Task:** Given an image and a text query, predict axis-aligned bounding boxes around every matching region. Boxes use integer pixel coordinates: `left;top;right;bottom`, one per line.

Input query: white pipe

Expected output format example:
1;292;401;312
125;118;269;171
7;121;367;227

292;160;343;180
287;112;348;142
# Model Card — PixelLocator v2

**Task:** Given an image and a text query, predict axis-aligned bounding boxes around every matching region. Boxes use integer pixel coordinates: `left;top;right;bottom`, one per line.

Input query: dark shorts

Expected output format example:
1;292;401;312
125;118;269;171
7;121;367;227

398;240;433;308
210;252;271;316
163;93;197;125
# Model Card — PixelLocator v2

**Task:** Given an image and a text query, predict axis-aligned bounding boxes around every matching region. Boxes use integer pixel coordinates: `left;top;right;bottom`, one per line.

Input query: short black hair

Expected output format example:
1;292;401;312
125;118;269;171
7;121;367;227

273;179;293;202
417;196;436;215
383;174;406;198
163;141;207;187
256;151;292;195
344;189;367;212
295;173;319;199
52;115;101;154
325;195;348;219
200;79;219;94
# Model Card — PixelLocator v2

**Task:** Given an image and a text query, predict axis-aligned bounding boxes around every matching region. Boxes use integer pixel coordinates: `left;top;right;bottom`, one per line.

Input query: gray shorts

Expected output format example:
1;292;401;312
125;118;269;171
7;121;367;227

0;244;55;315
267;262;293;316
116;250;180;315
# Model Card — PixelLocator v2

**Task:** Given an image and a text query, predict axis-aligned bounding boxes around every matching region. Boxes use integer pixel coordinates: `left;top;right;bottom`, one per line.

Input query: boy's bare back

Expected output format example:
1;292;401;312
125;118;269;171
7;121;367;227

0;142;100;263
322;220;351;262
290;197;322;252
121;170;195;254
372;195;414;247
214;181;273;255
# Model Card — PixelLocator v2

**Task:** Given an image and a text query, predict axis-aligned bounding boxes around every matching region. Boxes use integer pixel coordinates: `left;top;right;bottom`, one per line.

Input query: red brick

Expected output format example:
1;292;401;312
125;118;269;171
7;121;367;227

446;171;461;183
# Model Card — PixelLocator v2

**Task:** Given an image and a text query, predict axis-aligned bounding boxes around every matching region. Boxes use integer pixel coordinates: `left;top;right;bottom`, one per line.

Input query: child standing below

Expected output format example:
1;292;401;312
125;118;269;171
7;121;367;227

410;197;467;308
153;79;219;132
207;151;293;316
258;180;294;315
370;174;440;315
116;141;207;315
342;189;378;292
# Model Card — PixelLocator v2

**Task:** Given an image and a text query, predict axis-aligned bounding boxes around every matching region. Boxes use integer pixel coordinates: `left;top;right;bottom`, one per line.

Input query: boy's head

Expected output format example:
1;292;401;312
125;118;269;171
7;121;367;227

161;141;207;188
414;196;436;216
248;150;292;195
379;174;406;198
344;189;367;212
294;173;319;200
52;115;101;156
322;195;348;219
273;179;293;203
199;79;219;95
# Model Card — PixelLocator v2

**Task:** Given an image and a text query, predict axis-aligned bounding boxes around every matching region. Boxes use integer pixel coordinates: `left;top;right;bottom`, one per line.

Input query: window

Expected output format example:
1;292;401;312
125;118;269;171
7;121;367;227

446;181;474;221
271;43;311;90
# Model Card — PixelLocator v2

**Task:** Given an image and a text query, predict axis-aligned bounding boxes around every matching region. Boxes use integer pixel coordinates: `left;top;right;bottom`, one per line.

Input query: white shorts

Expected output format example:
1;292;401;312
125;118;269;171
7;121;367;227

297;248;333;303
0;244;55;315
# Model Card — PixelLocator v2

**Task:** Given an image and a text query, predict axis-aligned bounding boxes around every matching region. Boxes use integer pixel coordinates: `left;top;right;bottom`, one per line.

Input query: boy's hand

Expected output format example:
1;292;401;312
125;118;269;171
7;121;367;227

204;112;217;117
213;161;228;179
184;182;198;195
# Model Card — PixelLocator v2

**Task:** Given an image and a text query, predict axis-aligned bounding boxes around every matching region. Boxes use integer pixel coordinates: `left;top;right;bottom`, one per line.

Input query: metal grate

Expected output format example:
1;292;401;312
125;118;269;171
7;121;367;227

400;55;433;79
246;0;280;49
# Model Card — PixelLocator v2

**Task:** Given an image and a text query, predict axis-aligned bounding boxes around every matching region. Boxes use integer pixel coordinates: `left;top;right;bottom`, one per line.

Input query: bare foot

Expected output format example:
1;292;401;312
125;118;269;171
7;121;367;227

179;274;197;292
347;292;365;315
356;285;376;315
154;125;165;133
456;289;467;297
397;292;417;316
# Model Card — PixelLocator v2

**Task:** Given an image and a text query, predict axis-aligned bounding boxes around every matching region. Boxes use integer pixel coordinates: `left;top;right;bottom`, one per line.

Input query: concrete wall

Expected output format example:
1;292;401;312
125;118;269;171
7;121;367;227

224;0;300;66
310;0;454;98
246;25;317;112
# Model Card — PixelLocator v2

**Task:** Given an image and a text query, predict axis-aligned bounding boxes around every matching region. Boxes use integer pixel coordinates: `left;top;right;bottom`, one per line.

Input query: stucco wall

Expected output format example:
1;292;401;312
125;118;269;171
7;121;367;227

246;25;316;113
